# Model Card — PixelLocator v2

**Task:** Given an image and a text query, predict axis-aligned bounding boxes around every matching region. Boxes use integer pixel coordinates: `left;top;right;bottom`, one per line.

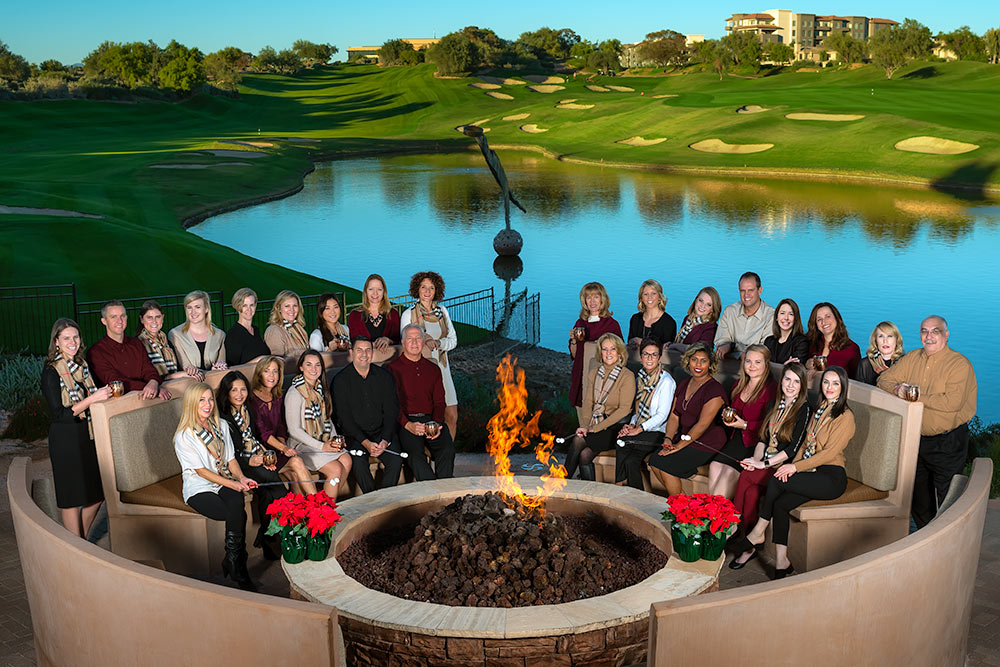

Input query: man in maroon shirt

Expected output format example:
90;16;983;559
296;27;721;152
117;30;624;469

388;324;454;480
86;300;170;400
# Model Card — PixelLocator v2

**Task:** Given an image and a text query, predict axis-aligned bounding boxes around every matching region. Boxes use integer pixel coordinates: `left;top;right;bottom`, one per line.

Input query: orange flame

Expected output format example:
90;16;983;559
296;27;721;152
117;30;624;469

486;355;567;518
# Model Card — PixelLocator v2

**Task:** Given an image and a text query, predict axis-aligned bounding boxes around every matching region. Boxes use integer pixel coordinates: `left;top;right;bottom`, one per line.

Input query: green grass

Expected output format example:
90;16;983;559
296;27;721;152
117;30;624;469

1;60;999;299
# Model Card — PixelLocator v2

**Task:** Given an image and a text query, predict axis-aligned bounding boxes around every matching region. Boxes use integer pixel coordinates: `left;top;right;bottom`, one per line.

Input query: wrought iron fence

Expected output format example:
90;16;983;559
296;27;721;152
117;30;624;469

75;291;226;347
347;287;497;345
493;288;541;355
0;284;76;355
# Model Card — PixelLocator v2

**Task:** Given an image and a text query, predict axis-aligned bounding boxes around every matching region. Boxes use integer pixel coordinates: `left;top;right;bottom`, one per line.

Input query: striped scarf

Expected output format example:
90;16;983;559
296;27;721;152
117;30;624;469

412;303;449;368
292;374;332;441
635;368;660;423
282;319;309;349
868;354;890;375
764;399;787;464
675;316;705;343
138;329;178;375
591;363;623;428
52;354;98;438
802;401;834;462
232;405;263;456
195;422;235;479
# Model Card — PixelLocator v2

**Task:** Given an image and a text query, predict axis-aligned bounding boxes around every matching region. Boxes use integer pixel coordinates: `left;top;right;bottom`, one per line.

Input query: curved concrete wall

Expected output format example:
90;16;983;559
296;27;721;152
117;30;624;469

648;458;993;667
7;458;340;667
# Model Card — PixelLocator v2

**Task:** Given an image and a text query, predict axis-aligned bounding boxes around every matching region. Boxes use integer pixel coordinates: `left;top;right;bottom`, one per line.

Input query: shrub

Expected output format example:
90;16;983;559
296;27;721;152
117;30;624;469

967;417;1000;498
24;77;70;99
0;352;45;413
4;394;49;441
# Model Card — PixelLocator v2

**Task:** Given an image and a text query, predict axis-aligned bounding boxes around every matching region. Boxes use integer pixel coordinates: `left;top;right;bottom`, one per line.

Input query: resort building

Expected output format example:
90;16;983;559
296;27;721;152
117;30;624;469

347;38;440;63
725;10;898;58
619;35;705;69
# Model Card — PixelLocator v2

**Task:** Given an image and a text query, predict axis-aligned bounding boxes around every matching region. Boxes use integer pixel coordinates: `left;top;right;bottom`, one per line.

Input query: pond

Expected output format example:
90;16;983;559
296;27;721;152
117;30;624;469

191;152;1000;422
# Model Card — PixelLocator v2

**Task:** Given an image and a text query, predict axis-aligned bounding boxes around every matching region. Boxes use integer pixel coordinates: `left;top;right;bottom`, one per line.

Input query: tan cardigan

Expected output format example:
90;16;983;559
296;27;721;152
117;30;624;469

581;364;636;433
264;324;308;358
167;325;225;371
792;409;855;472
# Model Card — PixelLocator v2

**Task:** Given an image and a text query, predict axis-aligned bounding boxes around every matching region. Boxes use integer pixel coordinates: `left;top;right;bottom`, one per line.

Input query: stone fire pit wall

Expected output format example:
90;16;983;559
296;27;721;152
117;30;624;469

283;477;723;666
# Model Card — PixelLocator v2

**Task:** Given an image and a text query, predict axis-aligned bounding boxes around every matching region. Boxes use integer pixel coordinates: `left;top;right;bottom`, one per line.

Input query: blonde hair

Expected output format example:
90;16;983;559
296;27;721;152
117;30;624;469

231;287;257;311
578;282;612;320
685;287;722;323
269;290;305;327
866;321;904;362
175;382;219;437
594;333;627;367
636;279;666;312
182;290;214;333
46;318;85;365
251;355;284;399
730;344;773;405
360;273;392;316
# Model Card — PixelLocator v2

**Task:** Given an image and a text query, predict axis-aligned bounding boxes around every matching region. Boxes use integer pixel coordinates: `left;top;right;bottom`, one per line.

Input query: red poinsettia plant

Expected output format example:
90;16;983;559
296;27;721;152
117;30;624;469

265;491;342;539
662;493;740;537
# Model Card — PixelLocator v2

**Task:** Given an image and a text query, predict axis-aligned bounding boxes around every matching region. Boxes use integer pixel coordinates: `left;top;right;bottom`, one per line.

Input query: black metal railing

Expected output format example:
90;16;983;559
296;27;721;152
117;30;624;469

75;291;226;347
0;284;76;355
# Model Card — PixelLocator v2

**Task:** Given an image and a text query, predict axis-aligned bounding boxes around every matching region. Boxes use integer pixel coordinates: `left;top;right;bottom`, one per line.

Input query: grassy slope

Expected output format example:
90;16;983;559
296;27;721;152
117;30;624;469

1;60;998;297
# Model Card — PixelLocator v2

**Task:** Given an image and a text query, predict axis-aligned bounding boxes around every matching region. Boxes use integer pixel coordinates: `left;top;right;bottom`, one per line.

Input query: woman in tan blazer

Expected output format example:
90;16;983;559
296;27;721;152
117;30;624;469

167;291;227;373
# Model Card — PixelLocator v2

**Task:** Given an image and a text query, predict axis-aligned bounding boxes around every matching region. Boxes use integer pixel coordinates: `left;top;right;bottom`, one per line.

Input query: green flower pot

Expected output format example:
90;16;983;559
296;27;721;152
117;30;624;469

307;532;332;562
670;523;703;563
701;530;728;561
281;532;308;564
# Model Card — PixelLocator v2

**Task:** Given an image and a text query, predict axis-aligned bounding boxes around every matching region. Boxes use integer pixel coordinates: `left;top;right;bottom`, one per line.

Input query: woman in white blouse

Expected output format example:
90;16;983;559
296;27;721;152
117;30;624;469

173;382;255;591
284;350;352;498
309;293;350;353
615;338;677;489
168;290;227;373
400;271;458;438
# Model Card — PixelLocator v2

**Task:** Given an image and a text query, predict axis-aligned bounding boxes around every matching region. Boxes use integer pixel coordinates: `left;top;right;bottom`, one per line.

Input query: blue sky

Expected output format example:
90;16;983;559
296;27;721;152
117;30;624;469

5;0;993;65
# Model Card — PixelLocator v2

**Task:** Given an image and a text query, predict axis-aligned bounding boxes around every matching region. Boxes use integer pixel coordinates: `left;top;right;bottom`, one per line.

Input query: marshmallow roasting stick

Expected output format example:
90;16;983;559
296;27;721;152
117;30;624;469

615;435;749;467
244;478;338;488
348;449;409;459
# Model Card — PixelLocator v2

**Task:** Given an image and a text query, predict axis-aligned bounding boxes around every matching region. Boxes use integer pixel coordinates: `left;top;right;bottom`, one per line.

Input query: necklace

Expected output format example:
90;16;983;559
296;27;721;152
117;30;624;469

682;377;707;410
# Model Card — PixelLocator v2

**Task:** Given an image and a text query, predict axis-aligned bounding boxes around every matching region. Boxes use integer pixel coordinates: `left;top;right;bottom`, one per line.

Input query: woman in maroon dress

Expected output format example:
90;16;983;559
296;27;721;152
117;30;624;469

568;282;622;413
805;302;861;379
249;355;316;495
708;344;777;498
667;286;721;353
347;273;401;364
648;343;728;496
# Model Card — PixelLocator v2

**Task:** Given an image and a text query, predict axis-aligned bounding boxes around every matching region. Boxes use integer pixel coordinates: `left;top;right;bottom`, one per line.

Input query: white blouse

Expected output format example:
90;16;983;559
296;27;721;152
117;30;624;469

399;304;457;352
174;421;236;502
630;371;677;433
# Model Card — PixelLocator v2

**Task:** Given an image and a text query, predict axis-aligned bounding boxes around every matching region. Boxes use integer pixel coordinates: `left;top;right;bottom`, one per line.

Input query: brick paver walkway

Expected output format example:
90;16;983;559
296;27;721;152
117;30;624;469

1;450;997;666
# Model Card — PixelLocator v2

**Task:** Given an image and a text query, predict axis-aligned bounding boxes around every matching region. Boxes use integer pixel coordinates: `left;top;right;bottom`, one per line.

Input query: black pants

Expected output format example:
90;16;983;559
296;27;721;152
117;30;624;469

760;465;847;545
912;423;970;529
398;415;455;481
236;455;286;537
348;432;403;494
187;487;247;534
565;428;617;480
615;430;662;488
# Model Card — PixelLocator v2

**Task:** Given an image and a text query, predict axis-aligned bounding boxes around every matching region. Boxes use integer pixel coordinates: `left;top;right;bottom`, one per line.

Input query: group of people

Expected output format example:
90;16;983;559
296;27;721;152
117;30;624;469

567;272;977;577
41;271;459;591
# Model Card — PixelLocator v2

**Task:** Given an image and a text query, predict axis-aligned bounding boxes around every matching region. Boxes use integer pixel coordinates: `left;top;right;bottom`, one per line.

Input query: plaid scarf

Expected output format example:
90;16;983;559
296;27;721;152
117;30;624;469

869;354;890;375
591;363;623;428
292;374;332;441
635;368;661;423
232;405;263;456
412;303;450;368
282;319;309;349
52;354;98;438
138;329;178;375
195;422;235;480
675;316;705;343
802;401;834;462
764;399;787;464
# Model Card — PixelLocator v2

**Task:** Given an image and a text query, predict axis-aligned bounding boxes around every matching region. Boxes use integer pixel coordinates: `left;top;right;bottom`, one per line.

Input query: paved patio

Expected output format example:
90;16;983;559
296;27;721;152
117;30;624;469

1;448;997;666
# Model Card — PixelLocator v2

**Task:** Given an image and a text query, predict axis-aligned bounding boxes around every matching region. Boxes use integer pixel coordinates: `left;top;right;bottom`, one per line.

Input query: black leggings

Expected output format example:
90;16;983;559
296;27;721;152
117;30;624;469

615;430;662;488
565;428;617;479
187;487;247;534
760;465;846;545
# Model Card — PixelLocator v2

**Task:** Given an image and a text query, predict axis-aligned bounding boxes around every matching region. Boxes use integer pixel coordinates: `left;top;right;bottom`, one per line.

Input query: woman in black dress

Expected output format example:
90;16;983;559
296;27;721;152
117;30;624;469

627;279;677;355
856;321;904;386
225;288;270;367
763;298;809;365
41;318;112;538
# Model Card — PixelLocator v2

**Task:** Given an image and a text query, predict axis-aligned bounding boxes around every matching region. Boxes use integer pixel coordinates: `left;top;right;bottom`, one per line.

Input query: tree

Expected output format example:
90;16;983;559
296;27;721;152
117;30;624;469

460;26;504;65
568;40;595;67
869;28;908;79
203;47;245;90
764;41;794;65
587;49;620;73
276;49;301;74
938;26;988;61
40;59;66;72
986;28;1000;64
426;32;479;75
516;27;580;60
0;41;30;83
98;41;157;87
378;39;415;66
823;31;864;64
398;48;424;66
292;40;337;67
720;31;763;70
896;18;933;59
637;29;687;68
252;46;279;72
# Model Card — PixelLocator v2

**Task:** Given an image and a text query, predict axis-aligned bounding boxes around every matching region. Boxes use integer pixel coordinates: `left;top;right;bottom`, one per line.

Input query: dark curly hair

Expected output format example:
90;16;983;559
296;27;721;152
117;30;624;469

408;271;446;301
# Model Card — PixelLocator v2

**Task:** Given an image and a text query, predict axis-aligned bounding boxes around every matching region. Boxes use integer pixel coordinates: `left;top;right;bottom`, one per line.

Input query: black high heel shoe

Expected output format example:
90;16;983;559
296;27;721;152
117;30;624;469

773;564;794;580
728;535;763;570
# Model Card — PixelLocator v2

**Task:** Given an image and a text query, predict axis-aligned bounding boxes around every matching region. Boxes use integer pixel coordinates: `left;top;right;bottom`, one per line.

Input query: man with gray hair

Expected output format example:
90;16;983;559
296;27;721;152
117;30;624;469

878;315;976;528
388;323;455;479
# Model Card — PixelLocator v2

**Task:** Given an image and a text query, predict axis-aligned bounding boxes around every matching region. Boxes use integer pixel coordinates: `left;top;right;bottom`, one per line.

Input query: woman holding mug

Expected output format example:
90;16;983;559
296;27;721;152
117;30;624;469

168;290;227;373
136;300;196;381
264;290;310;358
856;321;904;386
616;338;676;489
763;298;810;365
309;293;350;353
568;282;622;414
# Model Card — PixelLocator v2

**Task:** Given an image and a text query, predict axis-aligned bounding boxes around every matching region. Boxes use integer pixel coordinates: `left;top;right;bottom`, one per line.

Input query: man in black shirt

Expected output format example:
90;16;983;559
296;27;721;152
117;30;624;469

332;336;403;493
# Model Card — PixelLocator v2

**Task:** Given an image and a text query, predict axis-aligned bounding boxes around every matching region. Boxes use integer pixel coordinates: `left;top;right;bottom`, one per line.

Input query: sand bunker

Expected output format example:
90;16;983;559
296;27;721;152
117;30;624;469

479;76;526;85
652;94;678;99
455;125;491;134
526;85;565;93
469;82;501;90
221;140;274;148
150;162;253;169
737;105;768;114
617;136;667;147
0;205;102;219
559;99;577;103
786;113;864;121
556;103;594;109
502;113;531;121
606;85;634;92
689;139;773;154
523;75;564;84
894;136;979;155
204;150;267;158
520;124;548;134
586;85;610;92
485;91;514;100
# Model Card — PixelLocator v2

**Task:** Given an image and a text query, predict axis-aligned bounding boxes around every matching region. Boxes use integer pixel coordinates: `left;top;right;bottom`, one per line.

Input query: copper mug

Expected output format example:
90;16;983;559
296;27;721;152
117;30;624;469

571;327;586;342
262;450;278;467
424;421;441;438
813;356;828;372
721;407;737;424
902;384;920;402
110;381;125;398
335;335;350;352
330;435;346;451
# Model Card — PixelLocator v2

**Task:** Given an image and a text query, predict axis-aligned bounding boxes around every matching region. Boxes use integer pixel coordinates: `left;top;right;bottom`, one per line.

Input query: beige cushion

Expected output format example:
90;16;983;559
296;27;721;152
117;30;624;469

109;399;184;493
844;400;901;491
802;477;889;508
120;475;195;513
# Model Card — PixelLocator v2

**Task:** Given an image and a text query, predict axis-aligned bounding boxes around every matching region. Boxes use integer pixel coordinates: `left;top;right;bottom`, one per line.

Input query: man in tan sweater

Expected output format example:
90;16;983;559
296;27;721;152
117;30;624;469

878;315;977;528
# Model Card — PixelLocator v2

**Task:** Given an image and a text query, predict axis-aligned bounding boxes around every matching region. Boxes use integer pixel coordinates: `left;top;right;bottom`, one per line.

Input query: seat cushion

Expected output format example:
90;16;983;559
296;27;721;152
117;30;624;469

109;399;184;492
120;475;195;513
801;477;888;508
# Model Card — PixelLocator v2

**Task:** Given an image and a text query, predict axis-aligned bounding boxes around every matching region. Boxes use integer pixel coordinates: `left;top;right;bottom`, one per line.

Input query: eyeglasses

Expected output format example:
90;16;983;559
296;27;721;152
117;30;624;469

920;328;944;336
640;352;661;359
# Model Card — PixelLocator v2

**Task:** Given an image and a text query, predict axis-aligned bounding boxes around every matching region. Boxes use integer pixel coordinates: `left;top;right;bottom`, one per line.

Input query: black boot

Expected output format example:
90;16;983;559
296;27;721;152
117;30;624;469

222;530;257;592
579;463;596;481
